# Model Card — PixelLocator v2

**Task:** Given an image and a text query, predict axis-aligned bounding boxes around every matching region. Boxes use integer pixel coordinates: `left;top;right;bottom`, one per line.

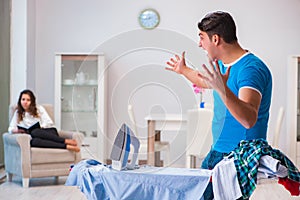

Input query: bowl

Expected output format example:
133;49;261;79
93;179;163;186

63;79;74;85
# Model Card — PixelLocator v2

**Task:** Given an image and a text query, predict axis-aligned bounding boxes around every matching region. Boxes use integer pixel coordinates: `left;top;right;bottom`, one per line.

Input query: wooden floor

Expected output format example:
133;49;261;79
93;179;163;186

0;173;299;199
0;175;86;200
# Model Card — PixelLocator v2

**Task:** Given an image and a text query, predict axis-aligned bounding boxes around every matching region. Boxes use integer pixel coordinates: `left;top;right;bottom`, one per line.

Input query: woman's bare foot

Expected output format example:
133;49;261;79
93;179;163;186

66;145;80;152
65;139;77;146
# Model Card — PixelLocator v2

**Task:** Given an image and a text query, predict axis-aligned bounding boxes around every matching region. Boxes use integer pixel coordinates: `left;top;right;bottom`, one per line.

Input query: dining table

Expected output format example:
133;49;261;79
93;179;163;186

145;113;187;166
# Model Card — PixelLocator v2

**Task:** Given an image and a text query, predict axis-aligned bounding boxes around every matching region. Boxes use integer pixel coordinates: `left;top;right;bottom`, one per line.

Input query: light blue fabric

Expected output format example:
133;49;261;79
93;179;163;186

212;53;272;153
66;159;212;200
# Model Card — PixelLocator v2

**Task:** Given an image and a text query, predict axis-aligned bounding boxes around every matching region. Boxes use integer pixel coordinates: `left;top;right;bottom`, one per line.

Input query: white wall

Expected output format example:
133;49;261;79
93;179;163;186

10;0;27;103
27;0;36;90
20;0;300;166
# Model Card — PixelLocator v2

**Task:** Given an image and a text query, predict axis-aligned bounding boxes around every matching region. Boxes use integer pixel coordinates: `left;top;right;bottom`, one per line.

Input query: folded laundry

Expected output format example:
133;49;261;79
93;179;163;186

212;155;288;200
227;139;300;199
258;155;288;179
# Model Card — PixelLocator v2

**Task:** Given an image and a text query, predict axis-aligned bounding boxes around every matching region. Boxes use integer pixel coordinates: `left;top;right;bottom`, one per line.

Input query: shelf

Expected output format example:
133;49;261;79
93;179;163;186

62;55;98;61
62;84;98;87
62;110;97;113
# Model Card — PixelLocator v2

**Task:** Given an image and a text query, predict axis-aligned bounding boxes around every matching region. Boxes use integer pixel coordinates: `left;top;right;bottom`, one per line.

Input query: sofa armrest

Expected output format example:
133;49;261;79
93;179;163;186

58;130;84;147
57;130;84;163
2;133;32;178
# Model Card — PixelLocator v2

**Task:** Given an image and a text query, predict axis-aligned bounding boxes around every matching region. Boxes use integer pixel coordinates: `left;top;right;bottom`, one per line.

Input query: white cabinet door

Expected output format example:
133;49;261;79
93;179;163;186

54;53;107;162
287;56;300;167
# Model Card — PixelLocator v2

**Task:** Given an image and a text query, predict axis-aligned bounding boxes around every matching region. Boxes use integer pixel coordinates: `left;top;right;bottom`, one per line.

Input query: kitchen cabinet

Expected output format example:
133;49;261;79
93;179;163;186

54;53;107;161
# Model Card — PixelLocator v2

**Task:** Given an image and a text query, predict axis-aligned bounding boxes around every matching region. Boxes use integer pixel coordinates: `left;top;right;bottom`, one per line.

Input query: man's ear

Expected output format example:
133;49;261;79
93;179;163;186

212;34;219;45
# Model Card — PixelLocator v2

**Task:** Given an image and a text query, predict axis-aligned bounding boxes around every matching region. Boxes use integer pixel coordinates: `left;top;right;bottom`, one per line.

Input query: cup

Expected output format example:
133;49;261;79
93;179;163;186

76;72;89;85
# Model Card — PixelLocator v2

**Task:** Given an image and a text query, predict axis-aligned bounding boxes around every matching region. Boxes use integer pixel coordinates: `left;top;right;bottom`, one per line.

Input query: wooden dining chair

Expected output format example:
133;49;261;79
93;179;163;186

128;104;170;166
272;106;285;149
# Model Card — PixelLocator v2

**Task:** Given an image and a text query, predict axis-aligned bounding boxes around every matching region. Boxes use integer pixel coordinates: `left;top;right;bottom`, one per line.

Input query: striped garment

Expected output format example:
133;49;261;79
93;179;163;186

227;138;300;199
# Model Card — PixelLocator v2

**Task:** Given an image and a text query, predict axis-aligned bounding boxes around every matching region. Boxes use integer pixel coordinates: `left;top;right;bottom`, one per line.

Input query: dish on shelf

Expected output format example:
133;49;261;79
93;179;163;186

87;80;97;85
63;79;74;85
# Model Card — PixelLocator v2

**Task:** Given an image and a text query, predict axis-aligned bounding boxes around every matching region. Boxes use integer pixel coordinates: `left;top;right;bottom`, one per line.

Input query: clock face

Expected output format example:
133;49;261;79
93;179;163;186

138;9;160;30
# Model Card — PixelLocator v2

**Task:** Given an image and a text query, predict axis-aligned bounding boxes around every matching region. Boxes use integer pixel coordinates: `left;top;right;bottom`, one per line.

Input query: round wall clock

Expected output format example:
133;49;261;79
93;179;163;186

138;9;160;30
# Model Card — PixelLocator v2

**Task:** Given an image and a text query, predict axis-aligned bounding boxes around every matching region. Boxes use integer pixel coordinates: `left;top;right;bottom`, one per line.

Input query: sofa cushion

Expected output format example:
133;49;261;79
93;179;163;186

31;148;75;164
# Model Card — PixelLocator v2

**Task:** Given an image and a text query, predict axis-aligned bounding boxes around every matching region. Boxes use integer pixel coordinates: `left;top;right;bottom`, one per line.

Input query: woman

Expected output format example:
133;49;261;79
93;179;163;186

8;89;80;152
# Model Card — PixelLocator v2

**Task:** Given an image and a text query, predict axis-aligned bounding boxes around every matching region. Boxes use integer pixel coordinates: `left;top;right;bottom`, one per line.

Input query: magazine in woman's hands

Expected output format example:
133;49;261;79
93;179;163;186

17;122;40;134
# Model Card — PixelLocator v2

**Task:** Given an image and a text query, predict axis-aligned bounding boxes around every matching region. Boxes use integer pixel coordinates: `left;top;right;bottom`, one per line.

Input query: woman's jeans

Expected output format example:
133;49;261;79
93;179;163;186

30;127;66;149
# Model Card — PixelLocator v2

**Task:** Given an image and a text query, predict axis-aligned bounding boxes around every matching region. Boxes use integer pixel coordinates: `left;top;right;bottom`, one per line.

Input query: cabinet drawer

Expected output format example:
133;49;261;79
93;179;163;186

81;148;98;159
82;137;97;151
81;137;98;159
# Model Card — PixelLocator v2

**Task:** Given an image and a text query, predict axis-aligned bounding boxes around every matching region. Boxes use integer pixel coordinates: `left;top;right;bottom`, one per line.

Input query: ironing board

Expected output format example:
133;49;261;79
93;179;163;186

66;159;212;200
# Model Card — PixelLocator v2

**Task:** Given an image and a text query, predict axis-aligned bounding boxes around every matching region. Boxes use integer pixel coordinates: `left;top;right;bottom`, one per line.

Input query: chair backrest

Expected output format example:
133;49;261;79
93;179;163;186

186;108;213;157
128;104;138;136
273;106;285;148
42;104;54;122
9;104;17;122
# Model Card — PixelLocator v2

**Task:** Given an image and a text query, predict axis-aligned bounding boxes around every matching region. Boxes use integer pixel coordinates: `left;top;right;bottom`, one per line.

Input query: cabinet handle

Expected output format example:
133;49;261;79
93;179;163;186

82;144;90;147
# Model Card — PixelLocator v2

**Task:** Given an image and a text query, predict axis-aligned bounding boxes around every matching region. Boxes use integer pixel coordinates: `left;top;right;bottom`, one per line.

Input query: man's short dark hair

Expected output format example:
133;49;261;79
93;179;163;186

198;11;237;43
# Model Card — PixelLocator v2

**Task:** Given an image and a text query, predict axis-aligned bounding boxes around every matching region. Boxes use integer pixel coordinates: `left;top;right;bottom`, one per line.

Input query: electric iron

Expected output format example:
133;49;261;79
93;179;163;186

110;123;140;170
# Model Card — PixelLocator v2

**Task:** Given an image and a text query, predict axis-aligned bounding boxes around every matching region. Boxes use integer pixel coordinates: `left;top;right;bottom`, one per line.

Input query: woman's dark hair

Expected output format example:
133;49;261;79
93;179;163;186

17;89;39;122
198;11;237;44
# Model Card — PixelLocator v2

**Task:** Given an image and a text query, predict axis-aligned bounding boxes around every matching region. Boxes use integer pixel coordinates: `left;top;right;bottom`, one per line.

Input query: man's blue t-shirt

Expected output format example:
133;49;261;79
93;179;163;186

212;53;272;153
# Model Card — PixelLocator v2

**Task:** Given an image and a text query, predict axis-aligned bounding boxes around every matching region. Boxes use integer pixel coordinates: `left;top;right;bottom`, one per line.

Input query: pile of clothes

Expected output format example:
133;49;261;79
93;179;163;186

212;139;300;200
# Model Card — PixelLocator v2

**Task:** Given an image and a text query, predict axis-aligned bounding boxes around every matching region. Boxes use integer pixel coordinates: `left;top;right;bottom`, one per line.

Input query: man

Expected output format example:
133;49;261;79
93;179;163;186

166;11;272;199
